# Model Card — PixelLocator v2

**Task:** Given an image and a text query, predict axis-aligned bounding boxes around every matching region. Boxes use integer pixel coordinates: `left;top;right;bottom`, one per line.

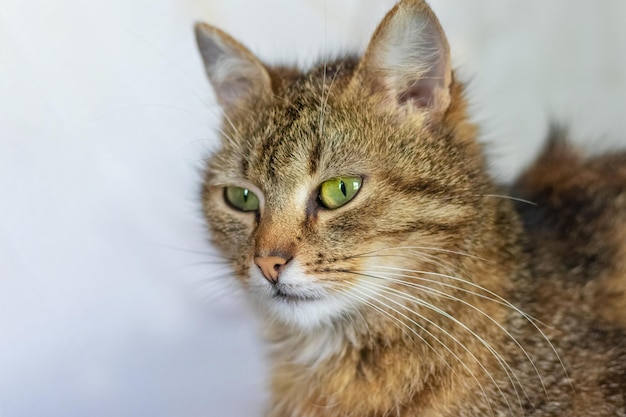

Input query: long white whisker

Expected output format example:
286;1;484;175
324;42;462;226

365;268;519;314
334;283;413;342
374;266;546;325
368;265;571;391
353;281;516;415
193;276;242;302
358;251;460;276
319;59;346;142
362;269;546;399
336;284;496;417
318;60;328;141
359;278;528;409
209;103;243;149
481;194;537;206
215;125;242;149
351;245;488;262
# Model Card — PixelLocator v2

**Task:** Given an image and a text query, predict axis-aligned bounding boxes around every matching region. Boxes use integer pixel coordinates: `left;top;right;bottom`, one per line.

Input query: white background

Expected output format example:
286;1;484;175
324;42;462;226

1;1;625;416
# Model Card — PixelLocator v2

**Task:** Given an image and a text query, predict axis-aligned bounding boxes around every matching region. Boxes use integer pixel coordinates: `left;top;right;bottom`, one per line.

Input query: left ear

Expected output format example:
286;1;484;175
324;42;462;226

194;22;272;118
354;0;452;123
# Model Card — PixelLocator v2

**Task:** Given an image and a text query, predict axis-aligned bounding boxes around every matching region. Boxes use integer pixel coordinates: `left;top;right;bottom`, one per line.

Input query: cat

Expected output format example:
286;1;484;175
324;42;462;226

194;0;626;415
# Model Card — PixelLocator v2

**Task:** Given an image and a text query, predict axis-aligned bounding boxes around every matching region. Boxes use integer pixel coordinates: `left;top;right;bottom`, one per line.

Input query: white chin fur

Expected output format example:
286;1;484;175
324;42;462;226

248;261;353;331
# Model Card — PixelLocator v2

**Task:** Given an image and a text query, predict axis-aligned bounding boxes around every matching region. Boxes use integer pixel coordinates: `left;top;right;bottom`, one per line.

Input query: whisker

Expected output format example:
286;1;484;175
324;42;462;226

373;266;545;323
318;59;327;140
357;251;460;277
353;267;515;313
481;194;537;206
364;265;570;393
359;277;530;408
174;260;233;270
214;125;243;149
343;283;498;417
90;103;202;121
205;100;243;149
318;59;346;142
334;283;412;341
188;89;246;150
336;284;471;374
121;25;207;92
191;89;227;118
352;280;517;415
150;243;225;256
190;273;243;303
348;245;488;262
362;269;546;400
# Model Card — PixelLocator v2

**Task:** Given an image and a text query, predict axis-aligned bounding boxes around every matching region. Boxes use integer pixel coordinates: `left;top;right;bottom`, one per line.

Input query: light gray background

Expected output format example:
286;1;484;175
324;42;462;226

1;1;625;416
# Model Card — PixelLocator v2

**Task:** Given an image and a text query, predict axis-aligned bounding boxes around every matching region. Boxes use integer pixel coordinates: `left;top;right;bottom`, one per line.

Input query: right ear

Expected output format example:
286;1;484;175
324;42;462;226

351;0;452;125
194;23;271;115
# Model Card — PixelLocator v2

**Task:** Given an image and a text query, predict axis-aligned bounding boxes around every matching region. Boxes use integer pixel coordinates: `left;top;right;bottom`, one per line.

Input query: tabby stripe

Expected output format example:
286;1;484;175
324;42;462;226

378;219;467;236
386;175;465;200
309;140;321;174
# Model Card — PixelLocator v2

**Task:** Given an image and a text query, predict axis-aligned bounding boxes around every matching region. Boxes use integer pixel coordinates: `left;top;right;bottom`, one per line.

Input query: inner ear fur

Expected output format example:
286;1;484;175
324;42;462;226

194;23;272;116
353;0;452;123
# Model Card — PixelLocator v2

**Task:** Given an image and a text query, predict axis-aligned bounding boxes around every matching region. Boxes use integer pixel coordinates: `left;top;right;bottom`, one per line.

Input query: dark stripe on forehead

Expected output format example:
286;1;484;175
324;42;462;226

266;142;279;179
283;93;306;124
309;140;321;175
240;152;250;177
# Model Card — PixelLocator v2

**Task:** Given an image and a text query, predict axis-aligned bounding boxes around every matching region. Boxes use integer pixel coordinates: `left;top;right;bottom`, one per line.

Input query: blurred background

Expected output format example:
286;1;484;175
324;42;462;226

1;0;625;416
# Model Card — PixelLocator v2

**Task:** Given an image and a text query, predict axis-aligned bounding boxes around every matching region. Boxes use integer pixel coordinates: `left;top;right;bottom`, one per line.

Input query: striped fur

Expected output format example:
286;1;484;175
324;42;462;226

197;1;626;415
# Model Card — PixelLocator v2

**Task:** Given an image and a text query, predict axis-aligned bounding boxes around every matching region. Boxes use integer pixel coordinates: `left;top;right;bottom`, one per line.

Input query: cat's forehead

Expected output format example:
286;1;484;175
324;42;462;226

244;104;367;190
209;57;446;200
228;72;369;182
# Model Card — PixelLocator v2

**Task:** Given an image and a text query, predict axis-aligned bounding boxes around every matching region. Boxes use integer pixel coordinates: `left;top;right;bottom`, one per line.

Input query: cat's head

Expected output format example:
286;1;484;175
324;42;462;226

197;0;492;331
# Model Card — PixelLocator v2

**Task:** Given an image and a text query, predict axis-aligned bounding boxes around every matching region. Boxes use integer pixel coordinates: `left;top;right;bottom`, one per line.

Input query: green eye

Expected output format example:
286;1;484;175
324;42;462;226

318;176;362;209
224;186;260;212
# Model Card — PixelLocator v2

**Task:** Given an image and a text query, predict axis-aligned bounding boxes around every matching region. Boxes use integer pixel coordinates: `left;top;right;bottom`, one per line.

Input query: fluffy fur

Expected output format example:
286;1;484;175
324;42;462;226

196;1;626;415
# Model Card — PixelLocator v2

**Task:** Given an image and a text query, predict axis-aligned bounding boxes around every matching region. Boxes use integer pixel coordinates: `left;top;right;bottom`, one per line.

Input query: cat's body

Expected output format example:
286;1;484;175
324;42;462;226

195;1;626;415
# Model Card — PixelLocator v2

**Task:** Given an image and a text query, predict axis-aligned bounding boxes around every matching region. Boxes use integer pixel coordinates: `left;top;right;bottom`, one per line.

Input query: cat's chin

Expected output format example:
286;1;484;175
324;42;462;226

261;294;352;331
271;289;319;304
248;263;353;331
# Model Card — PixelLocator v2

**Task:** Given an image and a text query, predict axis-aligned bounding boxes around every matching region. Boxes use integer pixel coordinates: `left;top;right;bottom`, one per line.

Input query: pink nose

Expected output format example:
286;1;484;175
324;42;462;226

254;256;289;284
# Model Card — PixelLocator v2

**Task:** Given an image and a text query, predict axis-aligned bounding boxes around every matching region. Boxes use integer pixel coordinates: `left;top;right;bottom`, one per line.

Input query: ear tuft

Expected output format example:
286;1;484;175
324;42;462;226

194;23;271;114
356;0;452;122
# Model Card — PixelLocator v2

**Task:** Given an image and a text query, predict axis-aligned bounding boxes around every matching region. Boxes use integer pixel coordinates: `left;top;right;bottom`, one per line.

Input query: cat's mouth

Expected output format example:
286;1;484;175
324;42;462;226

272;287;320;303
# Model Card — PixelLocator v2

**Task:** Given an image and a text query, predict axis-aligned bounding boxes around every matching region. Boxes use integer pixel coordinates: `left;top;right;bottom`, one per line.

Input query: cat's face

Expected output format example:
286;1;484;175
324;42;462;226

198;1;489;330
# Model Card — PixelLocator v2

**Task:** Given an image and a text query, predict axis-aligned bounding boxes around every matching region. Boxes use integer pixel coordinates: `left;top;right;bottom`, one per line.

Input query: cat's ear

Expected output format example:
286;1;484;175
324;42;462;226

194;23;271;114
354;0;452;123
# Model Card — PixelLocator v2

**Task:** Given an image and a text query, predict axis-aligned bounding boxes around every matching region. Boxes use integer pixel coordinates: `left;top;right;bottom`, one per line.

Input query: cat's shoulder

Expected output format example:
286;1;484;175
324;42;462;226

513;126;626;229
511;126;626;327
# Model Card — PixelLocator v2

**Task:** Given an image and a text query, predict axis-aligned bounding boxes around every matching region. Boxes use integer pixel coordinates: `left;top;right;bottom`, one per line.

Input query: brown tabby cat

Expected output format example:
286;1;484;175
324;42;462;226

195;0;626;415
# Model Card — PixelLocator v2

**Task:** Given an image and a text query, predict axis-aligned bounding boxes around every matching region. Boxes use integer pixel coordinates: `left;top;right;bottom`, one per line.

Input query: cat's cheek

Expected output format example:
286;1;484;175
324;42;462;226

204;190;258;253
